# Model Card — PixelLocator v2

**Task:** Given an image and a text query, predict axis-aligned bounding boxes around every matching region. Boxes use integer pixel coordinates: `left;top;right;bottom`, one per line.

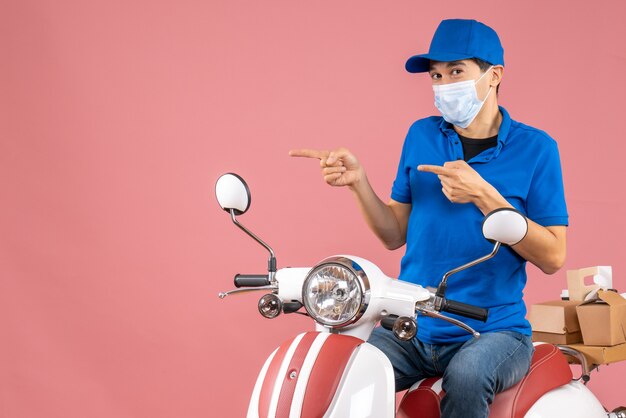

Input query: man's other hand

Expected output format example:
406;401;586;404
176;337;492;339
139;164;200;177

289;148;364;188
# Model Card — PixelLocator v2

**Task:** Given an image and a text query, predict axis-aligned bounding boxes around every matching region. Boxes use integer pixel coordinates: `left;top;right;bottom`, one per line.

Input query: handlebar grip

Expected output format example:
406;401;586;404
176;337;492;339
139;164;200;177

441;299;489;322
380;314;399;331
234;274;270;288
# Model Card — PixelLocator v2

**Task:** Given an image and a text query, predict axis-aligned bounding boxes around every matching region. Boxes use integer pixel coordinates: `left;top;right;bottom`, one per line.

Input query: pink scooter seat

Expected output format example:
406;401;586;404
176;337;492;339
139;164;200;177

396;343;574;418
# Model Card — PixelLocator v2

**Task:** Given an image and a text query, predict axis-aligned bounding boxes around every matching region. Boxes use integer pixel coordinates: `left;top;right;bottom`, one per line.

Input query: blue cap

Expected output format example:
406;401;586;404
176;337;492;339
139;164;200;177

405;19;504;73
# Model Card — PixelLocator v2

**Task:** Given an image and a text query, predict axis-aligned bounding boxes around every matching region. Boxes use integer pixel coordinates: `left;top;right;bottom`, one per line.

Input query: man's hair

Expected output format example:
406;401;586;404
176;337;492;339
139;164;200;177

470;57;500;94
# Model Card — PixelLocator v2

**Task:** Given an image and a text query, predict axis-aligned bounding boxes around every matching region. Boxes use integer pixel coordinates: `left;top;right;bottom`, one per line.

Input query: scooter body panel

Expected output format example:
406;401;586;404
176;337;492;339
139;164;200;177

323;342;395;418
246;332;395;418
524;380;607;418
248;347;279;418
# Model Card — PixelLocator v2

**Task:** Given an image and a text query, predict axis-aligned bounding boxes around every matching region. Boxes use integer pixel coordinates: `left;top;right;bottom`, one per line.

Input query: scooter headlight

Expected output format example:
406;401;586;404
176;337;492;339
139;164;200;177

302;256;370;328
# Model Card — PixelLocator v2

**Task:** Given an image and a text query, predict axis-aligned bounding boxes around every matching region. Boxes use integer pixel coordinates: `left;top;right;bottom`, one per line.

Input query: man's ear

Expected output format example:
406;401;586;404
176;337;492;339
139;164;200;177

491;65;504;88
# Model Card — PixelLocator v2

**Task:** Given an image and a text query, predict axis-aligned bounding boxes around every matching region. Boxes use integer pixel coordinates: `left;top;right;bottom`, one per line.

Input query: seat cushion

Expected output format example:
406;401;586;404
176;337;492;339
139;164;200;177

397;343;573;418
397;377;445;418
488;343;573;418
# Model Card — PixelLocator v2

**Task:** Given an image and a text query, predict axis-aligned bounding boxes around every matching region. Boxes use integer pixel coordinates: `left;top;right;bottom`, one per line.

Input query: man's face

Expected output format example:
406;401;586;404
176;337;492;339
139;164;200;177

428;59;492;100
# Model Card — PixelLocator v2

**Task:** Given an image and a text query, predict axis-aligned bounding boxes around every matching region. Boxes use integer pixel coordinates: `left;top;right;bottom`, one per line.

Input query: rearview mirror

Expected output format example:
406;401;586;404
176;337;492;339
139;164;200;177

215;173;251;215
215;173;277;286
482;208;528;246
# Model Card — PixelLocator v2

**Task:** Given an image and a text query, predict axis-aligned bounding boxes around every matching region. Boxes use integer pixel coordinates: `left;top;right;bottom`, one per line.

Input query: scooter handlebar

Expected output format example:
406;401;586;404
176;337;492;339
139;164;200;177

380;314;399;331
234;274;270;288
441;299;488;322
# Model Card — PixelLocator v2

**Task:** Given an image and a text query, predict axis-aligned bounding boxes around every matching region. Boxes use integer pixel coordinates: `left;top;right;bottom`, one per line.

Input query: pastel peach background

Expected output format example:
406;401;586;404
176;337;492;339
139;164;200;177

1;0;625;417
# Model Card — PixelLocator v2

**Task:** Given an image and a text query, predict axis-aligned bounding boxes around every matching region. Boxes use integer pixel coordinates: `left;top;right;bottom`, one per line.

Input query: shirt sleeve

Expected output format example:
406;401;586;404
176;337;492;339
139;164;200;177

526;139;569;227
390;131;412;204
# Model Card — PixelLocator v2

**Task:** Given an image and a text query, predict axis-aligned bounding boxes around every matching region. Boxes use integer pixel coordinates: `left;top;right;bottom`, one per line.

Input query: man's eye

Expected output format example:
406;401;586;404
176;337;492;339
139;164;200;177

452;69;462;75
431;73;441;80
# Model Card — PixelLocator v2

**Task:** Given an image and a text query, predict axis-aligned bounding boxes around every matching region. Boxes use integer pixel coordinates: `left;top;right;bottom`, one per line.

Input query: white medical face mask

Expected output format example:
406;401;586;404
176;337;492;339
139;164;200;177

433;66;494;129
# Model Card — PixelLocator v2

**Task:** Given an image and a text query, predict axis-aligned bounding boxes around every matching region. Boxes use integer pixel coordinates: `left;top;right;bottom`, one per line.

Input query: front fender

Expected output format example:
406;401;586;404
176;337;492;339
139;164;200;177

247;332;394;418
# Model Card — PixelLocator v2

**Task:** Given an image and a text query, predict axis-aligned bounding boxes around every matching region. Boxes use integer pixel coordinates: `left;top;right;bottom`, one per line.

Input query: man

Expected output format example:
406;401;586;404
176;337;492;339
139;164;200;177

290;19;568;418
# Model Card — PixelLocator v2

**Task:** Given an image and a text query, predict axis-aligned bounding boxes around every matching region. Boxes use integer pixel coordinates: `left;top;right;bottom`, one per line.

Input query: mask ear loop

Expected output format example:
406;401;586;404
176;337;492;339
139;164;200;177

475;66;495;103
474;65;495;85
481;85;494;103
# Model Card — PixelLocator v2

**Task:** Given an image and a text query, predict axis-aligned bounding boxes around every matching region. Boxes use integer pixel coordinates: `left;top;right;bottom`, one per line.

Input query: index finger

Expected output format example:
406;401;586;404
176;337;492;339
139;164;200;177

417;165;452;175
289;149;329;160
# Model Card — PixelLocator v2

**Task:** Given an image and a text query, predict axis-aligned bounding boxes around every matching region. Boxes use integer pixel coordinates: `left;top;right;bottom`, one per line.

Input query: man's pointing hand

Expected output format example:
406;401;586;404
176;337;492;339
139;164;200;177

289;147;364;188
418;160;490;204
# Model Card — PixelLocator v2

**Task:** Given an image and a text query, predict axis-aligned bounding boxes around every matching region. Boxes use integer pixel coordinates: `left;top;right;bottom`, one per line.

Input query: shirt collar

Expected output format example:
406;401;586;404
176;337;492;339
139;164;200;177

439;106;511;160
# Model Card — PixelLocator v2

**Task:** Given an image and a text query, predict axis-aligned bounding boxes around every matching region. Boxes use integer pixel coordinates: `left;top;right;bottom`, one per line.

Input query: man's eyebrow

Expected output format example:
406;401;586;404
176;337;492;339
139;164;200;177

446;61;467;67
429;61;467;71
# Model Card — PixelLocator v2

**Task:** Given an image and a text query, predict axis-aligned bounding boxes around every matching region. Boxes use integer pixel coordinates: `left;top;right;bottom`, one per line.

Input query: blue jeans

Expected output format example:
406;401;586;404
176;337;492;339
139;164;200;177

368;327;534;418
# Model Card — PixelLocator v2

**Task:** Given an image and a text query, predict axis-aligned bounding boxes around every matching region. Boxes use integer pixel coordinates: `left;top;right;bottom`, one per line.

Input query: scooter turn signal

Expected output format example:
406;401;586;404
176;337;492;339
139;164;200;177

393;316;417;341
258;294;282;319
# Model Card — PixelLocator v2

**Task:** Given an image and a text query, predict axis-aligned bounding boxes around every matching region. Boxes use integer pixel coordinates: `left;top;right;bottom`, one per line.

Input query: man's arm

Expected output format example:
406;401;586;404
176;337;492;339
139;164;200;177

472;183;566;274
290;148;411;250
350;178;411;250
419;160;566;274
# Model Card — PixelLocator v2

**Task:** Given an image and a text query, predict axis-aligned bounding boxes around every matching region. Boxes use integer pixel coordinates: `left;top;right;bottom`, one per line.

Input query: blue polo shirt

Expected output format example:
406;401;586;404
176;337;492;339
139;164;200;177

391;106;568;344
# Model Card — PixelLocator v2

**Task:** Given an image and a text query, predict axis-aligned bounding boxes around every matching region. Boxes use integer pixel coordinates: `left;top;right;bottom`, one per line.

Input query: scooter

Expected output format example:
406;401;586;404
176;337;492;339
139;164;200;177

215;172;626;418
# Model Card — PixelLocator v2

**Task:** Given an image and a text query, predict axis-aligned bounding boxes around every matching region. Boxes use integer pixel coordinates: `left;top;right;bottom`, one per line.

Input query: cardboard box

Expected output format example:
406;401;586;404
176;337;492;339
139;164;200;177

565;342;626;365
566;266;608;301
532;330;582;345
576;290;626;346
528;300;582;344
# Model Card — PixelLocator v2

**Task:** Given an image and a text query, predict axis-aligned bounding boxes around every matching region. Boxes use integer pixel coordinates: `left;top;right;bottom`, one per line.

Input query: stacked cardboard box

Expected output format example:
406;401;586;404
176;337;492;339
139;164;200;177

576;290;626;346
529;263;626;365
564;343;626;365
528;300;582;345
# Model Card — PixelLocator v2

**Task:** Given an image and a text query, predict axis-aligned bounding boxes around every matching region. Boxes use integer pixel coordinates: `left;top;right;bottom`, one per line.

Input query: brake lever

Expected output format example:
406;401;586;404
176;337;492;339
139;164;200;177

416;305;481;338
218;285;278;299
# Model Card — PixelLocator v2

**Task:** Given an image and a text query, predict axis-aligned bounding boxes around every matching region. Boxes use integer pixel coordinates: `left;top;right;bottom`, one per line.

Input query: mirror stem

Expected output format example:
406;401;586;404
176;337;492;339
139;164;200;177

230;209;277;281
435;242;501;304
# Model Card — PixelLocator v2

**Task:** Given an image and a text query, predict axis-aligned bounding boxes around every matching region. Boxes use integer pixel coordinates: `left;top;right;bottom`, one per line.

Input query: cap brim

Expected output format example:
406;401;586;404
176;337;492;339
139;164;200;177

405;52;474;73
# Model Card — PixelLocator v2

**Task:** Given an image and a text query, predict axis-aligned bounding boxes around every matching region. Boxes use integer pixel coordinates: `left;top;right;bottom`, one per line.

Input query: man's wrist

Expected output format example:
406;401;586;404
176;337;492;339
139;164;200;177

348;169;367;194
474;183;512;215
